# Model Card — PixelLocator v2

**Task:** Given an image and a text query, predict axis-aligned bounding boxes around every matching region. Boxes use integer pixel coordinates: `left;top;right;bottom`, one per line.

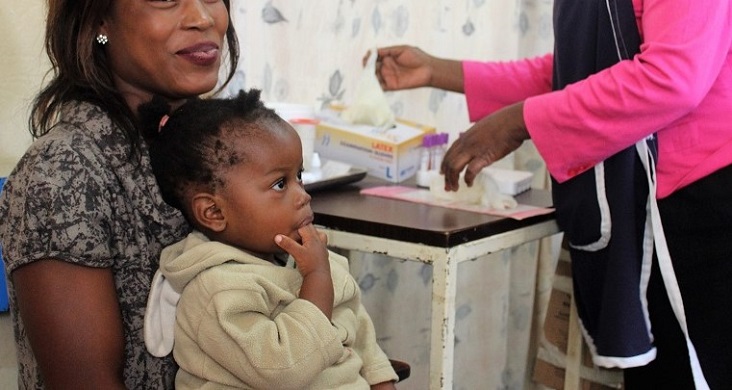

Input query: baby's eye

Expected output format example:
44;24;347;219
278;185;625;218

296;168;304;183
272;178;286;192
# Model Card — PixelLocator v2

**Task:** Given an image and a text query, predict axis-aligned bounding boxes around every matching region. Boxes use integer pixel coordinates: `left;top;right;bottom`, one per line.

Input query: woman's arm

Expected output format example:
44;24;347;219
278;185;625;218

13;259;126;389
462;54;554;121
526;0;732;183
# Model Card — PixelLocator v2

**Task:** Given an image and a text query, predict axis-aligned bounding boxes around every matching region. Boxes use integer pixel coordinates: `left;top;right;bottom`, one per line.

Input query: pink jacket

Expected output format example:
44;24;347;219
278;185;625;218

463;0;732;198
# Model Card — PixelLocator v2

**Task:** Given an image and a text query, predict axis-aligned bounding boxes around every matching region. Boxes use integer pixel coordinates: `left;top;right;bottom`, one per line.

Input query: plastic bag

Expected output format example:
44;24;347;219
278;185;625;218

342;49;395;128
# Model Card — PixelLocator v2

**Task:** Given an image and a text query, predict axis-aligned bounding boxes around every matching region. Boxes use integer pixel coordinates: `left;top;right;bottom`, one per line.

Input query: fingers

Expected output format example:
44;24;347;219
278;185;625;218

274;233;298;254
274;224;327;255
463;156;492;187
296;223;325;247
440;142;473;191
377;57;400;91
376;45;408;59
280;224;331;277
316;229;328;246
374;59;387;89
440;134;468;190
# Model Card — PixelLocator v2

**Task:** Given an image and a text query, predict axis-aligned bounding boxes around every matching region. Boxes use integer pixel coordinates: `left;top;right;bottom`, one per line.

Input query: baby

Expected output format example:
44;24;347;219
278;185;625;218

139;89;398;389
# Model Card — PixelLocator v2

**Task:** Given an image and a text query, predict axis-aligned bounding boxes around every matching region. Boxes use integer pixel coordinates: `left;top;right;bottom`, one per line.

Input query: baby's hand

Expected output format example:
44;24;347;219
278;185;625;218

275;224;330;277
275;224;334;318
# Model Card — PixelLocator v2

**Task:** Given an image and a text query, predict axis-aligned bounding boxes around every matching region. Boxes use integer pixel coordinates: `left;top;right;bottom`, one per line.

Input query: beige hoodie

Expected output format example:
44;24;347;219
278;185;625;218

152;231;397;389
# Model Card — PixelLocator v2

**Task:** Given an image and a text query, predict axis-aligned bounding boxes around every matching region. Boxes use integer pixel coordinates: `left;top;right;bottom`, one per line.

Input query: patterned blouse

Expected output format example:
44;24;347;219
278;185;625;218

0;101;190;389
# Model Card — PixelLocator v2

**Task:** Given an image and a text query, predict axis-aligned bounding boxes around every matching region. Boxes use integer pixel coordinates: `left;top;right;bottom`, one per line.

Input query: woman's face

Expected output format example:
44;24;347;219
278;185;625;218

101;0;229;108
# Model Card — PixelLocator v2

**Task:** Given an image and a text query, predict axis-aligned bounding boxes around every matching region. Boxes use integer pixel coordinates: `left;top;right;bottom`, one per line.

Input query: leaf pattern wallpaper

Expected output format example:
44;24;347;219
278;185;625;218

229;1;558;389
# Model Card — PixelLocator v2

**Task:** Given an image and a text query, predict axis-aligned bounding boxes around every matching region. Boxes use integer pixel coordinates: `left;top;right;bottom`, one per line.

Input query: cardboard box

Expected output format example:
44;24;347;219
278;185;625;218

532;244;624;389
314;112;435;183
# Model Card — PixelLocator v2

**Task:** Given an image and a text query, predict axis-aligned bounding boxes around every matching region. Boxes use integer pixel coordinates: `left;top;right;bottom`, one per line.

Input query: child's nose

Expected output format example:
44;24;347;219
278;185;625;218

296;186;312;208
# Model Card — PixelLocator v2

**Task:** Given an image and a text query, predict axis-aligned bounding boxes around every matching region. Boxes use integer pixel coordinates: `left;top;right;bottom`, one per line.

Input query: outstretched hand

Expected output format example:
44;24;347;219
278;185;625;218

370;45;434;91
440;102;529;191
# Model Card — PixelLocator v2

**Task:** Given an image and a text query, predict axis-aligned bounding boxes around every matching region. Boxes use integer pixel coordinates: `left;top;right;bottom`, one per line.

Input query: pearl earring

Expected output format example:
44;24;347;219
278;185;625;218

96;34;108;45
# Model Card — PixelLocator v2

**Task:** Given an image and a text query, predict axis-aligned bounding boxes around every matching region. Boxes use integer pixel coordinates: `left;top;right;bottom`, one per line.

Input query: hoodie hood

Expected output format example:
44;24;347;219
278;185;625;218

160;230;278;294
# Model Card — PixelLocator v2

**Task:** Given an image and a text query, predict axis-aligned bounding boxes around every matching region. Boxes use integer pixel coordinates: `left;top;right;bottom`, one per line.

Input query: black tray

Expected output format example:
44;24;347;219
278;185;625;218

303;167;368;192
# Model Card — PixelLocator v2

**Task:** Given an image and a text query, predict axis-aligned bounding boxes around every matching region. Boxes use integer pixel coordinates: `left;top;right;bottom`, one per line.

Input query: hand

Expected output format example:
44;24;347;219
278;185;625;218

371;45;435;91
275;223;330;277
440;102;529;191
275;224;334;319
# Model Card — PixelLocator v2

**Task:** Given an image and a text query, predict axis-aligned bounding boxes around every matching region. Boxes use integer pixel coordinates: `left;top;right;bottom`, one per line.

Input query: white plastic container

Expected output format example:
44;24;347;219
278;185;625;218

265;102;319;171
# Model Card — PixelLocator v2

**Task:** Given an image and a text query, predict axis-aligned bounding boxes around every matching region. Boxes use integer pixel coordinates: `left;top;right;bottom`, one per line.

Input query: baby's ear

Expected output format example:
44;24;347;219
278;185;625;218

191;194;226;232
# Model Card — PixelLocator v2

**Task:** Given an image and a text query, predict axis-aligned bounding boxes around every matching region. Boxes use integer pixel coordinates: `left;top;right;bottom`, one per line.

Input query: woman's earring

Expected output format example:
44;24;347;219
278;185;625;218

96;34;108;45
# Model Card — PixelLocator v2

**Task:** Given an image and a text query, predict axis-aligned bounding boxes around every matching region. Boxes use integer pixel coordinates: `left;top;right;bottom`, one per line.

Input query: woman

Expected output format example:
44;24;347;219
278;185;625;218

0;0;238;388
373;0;731;388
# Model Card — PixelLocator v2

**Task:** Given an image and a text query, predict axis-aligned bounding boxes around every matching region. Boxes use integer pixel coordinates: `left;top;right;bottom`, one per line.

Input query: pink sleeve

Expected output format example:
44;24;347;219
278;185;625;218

462;54;553;122
525;0;732;182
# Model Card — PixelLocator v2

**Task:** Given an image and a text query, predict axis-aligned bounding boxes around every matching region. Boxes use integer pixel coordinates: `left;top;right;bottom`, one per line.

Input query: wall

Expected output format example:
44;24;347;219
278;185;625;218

0;1;47;176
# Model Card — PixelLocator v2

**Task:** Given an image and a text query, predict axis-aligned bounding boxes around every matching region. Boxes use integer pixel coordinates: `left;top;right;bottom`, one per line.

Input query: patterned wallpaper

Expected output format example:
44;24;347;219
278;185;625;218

230;1;557;389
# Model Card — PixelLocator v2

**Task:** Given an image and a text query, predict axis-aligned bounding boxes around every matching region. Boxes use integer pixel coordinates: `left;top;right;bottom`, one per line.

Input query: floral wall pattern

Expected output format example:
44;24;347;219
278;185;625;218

230;1;557;389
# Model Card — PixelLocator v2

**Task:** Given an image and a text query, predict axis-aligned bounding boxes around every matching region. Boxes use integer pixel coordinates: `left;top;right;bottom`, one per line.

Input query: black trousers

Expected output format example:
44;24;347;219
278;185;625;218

624;163;732;389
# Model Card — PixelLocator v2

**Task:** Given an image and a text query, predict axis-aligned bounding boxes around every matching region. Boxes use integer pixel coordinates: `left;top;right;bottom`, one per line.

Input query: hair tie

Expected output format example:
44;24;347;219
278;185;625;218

158;115;169;133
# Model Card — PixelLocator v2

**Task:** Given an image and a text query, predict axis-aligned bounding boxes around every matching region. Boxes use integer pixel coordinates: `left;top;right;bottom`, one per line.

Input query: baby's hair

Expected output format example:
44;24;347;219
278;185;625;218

139;89;284;216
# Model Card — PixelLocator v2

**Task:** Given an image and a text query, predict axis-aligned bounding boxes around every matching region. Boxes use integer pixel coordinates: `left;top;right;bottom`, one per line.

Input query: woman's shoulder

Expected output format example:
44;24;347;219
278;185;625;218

59;100;113;126
24;101;136;171
45;100;122;145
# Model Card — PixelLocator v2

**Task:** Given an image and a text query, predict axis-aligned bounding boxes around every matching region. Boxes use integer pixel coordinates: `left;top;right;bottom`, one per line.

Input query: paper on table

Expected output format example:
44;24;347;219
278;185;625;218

360;186;554;220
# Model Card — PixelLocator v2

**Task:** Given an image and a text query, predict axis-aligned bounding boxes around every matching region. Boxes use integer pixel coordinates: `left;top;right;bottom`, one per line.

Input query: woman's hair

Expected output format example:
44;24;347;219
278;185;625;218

139;89;283;216
30;0;240;156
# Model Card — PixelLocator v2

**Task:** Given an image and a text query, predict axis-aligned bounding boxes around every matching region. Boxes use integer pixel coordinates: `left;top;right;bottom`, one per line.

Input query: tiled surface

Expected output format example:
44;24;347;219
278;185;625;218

0;313;18;389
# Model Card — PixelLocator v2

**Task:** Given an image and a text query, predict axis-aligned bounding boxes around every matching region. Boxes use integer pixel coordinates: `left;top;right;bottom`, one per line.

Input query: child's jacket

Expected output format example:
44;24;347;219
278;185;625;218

146;231;397;389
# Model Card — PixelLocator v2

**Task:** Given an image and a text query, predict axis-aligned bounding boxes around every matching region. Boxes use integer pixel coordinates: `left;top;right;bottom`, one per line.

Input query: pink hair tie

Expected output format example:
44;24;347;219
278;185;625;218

158;115;169;133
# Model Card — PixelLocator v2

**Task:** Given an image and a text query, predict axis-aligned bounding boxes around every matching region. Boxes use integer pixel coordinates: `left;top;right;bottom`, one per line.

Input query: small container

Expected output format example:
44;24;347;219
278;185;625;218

416;134;438;187
432;133;448;170
290;118;319;171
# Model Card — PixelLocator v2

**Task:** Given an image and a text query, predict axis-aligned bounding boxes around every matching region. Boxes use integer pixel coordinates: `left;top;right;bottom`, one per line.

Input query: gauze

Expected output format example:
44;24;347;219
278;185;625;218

342;49;395;128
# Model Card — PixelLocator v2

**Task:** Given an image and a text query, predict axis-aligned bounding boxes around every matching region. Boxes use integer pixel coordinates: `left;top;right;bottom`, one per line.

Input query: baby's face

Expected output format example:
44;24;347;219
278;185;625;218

214;122;313;256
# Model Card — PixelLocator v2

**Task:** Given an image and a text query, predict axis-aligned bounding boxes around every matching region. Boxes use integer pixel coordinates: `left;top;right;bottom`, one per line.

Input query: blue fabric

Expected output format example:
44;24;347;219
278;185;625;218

551;0;656;365
0;176;7;312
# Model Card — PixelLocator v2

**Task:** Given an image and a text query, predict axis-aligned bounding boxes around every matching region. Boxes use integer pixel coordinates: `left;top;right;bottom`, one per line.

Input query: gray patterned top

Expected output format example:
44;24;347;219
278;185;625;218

0;101;190;389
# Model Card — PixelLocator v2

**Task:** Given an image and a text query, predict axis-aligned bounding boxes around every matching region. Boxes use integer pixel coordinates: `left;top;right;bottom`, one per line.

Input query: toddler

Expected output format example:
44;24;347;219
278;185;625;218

139;89;398;389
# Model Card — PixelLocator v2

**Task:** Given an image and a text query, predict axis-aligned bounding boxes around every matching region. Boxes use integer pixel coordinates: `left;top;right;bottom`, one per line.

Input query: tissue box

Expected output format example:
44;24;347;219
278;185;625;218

314;116;436;183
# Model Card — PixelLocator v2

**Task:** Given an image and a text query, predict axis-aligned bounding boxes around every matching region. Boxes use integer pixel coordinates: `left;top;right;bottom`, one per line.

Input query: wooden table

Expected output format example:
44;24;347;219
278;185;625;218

311;177;559;390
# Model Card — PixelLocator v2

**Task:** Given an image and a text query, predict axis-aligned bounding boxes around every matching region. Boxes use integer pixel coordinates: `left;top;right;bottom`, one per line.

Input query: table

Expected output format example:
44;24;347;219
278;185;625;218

310;177;560;390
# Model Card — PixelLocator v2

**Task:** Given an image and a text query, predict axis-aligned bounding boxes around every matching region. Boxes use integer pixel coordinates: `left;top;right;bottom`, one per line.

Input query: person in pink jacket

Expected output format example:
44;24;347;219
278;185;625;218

373;0;731;388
